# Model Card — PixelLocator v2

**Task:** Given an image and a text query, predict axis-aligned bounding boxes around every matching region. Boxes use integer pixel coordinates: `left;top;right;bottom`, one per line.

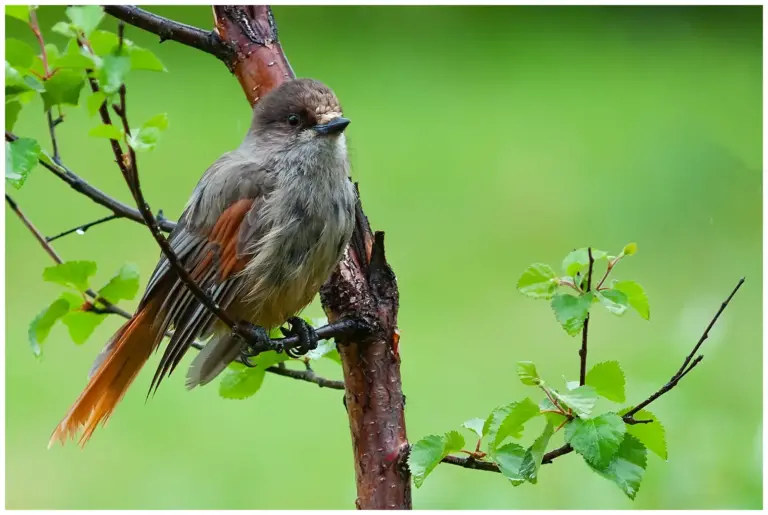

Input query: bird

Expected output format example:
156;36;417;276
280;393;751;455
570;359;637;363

49;78;356;447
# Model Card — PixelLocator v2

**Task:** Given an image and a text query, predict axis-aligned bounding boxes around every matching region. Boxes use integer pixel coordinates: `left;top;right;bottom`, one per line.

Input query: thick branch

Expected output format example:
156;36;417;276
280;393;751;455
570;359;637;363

212;5;294;105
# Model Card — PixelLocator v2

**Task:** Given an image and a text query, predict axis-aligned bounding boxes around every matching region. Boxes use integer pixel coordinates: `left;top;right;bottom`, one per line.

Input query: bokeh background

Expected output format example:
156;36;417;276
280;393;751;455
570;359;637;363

5;5;762;510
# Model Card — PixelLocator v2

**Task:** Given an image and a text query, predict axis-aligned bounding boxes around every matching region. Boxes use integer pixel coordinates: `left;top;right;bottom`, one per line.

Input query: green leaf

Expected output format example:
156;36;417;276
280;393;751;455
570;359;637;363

550;292;593;336
492;398;540;449
6;5;30;23
42;260;97;292
622;242;638;256
565;413;626;468
552;385;598;419
519;422;554;484
6;61;44;97
324;348;342;365
613;281;650;320
5;136;40;188
462;418;485;438
589;434;647;500
127;113;169;152
539;398;567;427
517;361;541;386
517;263;557;299
562;248;607;277
219;367;267;399
6;39;36;69
59;291;85;310
597;289;629;316
491;442;526;486
97;263;140;303
62;311;107;344
56;39;101;70
28;298;71;357
6;100;22;131
89;30;119;56
52;22;77;38
129;46;166;72
619;408;667;460
98;52;130;95
42;44;61;69
86;91;106;117
586;361;626;403
482;398;541;454
41;69;85;110
305;337;336;360
65;5;105;36
408;431;465;488
89;124;124;141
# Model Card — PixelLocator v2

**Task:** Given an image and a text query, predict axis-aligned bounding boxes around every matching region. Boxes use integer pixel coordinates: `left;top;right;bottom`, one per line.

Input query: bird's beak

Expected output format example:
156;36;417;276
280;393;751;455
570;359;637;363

314;117;350;135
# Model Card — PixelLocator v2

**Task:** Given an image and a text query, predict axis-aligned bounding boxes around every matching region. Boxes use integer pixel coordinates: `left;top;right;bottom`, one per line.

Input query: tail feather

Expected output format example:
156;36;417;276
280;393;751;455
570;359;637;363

49;301;163;448
185;330;240;389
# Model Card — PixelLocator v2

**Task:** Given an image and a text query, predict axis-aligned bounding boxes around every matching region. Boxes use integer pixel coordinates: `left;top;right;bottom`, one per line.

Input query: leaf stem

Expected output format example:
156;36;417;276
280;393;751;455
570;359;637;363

594;254;623;291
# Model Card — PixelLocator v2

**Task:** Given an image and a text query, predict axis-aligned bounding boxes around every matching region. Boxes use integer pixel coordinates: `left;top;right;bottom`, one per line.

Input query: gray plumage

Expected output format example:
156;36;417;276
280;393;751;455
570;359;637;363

135;78;356;391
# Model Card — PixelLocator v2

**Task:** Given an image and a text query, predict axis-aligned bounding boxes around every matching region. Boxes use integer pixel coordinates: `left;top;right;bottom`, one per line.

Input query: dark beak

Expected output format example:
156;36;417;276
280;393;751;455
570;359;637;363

314;117;350;135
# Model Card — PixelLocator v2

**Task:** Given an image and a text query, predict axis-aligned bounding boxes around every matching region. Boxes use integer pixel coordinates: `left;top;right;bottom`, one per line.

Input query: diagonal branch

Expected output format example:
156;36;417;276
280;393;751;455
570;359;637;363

623;277;744;419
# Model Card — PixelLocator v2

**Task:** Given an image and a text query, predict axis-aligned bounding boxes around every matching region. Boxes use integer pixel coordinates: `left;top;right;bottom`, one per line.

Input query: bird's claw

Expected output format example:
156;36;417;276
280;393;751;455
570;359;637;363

234;318;317;362
234;321;272;363
281;316;318;358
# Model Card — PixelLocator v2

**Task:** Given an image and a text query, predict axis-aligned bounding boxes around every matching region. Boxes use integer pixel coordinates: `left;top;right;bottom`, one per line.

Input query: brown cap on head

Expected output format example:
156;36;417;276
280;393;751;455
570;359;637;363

250;78;349;136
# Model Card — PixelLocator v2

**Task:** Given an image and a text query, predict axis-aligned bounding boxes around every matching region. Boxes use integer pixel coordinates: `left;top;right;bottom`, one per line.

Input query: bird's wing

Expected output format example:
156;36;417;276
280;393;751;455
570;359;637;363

132;157;275;394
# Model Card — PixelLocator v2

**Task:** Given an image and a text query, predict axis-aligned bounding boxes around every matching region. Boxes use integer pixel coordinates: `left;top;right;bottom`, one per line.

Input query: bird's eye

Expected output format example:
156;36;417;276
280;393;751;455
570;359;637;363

287;114;300;126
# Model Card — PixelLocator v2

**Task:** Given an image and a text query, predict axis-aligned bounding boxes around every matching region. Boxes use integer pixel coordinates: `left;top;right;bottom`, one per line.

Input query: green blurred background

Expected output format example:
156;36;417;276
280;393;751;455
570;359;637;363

5;5;762;509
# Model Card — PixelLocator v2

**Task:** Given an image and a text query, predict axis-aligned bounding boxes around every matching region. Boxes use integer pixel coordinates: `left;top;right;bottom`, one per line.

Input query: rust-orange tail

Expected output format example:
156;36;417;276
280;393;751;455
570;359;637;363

49;298;163;448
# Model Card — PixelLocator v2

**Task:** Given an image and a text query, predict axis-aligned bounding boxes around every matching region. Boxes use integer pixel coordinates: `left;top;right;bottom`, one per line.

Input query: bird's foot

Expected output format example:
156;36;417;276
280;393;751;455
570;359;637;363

234;321;284;366
280;316;319;358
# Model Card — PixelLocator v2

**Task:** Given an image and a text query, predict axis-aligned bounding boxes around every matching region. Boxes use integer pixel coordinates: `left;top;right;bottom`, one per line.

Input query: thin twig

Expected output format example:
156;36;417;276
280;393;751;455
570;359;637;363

46;111;61;164
579;247;594;385
46;214;122;242
6;194;63;264
624;278;744;419
595;254;623;291
264;365;345;389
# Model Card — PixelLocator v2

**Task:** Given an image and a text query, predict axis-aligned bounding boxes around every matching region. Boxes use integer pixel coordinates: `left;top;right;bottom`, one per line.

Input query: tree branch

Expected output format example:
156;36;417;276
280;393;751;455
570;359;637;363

438;277;744;474
6;194;63;265
103;6;234;63
623;277;744;419
579;247;594;385
45;214;122;243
